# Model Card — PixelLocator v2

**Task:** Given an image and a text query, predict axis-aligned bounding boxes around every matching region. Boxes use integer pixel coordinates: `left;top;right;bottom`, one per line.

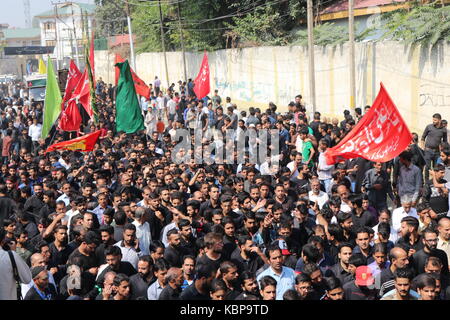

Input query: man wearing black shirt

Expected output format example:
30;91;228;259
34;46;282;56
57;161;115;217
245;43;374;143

159;267;184;300
164;229;189;268
129;256;155;300
421;113;447;181
96;246;137;286
196;232;224;273
343;265;377;300
376;246;410;297
327;243;354;285
352;227;375;264
412;228;449;276
231;235;267;275
96;225;116;265
180;264;215;300
199;185;221;218
67;231;101;276
349;195;376;230
396;216;424;255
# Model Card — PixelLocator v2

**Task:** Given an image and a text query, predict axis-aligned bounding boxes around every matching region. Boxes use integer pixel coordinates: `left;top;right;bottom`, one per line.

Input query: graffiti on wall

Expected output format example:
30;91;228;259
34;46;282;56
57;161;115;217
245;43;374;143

419;83;450;108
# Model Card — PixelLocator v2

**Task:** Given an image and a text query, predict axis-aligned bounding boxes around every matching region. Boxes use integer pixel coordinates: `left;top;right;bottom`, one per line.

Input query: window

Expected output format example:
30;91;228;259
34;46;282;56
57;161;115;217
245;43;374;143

46;40;56;47
44;22;55;31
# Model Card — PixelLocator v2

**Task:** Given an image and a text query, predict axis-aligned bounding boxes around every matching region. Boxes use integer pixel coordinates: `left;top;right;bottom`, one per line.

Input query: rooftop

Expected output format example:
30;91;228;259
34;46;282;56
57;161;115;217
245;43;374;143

4;28;41;39
35;2;96;18
319;0;411;20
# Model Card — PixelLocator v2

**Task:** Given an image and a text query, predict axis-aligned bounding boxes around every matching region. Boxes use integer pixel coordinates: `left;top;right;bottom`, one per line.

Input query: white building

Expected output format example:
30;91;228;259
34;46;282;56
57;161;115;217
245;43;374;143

34;2;96;69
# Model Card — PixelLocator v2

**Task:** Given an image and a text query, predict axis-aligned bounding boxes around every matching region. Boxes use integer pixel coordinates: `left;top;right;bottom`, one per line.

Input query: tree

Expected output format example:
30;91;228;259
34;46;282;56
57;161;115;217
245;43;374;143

94;0;127;38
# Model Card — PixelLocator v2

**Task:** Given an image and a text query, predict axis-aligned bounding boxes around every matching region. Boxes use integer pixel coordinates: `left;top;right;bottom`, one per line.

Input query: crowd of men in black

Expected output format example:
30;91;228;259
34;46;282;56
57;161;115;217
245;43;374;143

0;78;450;301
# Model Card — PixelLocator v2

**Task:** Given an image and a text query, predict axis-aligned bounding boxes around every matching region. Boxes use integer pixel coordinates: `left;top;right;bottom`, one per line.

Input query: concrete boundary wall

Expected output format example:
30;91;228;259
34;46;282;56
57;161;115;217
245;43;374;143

95;41;450;135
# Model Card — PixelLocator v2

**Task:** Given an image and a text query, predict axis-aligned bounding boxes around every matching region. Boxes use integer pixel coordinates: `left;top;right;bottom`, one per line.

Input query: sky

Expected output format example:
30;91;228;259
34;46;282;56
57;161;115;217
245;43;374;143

0;0;95;29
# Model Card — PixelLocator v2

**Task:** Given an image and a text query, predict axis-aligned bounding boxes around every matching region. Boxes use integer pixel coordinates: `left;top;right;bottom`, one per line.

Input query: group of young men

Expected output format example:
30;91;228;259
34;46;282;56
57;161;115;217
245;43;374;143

0;75;449;301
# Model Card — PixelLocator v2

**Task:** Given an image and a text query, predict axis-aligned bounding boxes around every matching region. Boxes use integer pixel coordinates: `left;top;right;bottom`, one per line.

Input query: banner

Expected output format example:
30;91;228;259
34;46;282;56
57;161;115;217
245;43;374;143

45;130;101;153
41;56;62;139
325;83;412;165
115;60;145;134
193;52;210;99
115;54;150;99
62;60;82;106
59;99;82;132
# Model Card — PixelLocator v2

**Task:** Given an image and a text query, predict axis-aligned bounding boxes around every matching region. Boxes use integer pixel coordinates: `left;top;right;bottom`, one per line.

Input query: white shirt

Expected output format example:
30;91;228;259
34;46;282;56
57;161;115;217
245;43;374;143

156;96;165;110
340;201;352;213
114;241;141;269
133;220;152;255
372;223;399;243
28;124;42;141
308;190;329;210
147;279;164;300
161;222;178;247
392;206;418;233
0;249;31;300
286;161;299;179
56;193;71;206
167;99;177;115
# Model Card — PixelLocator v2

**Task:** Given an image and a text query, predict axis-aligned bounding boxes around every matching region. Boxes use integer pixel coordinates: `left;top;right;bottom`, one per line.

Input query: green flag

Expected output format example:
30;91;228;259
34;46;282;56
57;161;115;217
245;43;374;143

41;57;62;139
115;60;145;134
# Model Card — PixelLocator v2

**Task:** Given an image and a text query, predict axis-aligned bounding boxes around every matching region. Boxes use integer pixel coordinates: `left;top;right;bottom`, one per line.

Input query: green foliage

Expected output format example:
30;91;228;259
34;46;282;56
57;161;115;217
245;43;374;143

94;0;127;38
293;22;374;46
380;2;450;47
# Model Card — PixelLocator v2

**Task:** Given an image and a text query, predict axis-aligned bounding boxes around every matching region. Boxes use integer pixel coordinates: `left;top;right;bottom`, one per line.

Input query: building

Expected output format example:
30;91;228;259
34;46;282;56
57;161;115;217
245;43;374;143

318;0;410;40
3;28;41;47
34;2;96;69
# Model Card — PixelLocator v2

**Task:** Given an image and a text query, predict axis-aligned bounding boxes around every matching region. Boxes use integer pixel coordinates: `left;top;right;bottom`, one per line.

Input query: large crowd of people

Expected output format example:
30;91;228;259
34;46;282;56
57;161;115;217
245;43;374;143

0;75;449;301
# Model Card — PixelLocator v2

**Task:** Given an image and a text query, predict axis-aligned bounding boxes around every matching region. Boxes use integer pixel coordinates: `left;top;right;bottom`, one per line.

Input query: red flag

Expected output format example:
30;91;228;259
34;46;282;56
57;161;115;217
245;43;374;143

62;60;82;107
59;99;82;132
193;52;210;99
115;54;150;99
46;130;101;153
72;70;93;117
325;83;412;165
115;54;122;86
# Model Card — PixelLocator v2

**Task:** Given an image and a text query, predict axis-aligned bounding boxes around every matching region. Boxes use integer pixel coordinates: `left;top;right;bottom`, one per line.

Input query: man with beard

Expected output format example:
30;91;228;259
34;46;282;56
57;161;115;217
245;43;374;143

129;255;155;300
67;231;101;276
219;262;241;300
337;211;356;245
159;267;184;300
412;228;449;276
164;229;189;268
48;225;72;283
396;216;423;256
24;183;45;220
236;212;259;241
115;224;142;269
273;184;295;213
199;185;221;218
181;255;195;290
257;243;296;300
96;245;137;287
178;219;196;257
196;232;224;273
231;235;267;275
327;242;354;285
381;267;417;300
376;246;410;297
180;264;216;300
95;225;116;265
235;271;261;300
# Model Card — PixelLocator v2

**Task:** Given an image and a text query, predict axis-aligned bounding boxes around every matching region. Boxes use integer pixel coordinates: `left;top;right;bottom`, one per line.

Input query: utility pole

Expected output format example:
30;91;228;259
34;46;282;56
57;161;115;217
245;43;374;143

124;0;136;72
53;3;61;70
70;2;80;67
158;0;170;88
307;0;316;113
349;0;356;110
176;1;187;83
